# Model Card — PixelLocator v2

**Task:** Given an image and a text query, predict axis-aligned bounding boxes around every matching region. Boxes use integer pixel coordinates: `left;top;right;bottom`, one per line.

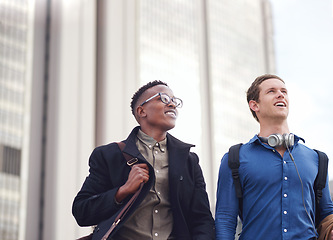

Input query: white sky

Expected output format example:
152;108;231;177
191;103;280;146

270;0;333;177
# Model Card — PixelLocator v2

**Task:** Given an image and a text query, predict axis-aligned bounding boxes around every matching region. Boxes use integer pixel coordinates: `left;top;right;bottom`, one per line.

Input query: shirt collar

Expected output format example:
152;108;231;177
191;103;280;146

137;129;167;150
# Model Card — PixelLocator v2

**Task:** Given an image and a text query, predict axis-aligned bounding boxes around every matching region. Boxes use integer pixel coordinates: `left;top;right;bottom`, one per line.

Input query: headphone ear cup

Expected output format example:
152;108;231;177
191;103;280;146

267;134;284;147
283;133;294;148
261;133;295;148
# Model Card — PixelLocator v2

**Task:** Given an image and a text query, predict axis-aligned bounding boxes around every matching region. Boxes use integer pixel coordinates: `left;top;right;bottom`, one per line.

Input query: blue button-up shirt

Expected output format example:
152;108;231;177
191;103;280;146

215;135;333;240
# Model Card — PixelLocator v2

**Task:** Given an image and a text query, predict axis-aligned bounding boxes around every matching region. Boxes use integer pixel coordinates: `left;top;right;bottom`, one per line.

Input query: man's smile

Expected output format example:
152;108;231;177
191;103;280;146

165;109;177;118
274;101;286;107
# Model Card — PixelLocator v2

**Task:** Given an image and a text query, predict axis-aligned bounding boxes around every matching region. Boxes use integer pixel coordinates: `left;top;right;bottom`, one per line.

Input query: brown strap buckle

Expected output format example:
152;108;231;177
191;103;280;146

127;158;138;166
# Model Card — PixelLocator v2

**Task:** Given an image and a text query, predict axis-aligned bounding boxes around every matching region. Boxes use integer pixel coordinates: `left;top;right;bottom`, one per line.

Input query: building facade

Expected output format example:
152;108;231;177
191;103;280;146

0;0;274;239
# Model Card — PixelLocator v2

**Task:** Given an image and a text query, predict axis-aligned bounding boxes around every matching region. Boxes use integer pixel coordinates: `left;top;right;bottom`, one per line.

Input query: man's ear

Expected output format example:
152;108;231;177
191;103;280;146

249;100;259;112
136;106;147;118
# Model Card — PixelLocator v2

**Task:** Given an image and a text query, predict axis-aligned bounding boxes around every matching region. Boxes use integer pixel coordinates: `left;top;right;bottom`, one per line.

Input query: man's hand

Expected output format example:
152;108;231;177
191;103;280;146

115;163;149;202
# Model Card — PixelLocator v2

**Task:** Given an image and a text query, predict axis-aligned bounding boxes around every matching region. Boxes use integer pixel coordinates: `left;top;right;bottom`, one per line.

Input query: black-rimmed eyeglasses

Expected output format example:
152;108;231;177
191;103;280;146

140;92;183;108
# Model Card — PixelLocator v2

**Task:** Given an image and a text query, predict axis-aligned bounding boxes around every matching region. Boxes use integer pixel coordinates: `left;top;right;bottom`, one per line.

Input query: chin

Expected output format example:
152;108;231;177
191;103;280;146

165;123;176;131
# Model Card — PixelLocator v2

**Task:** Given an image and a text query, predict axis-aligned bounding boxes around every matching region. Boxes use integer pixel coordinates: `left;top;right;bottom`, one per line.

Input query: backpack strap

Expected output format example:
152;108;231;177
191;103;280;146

314;149;329;204
228;143;243;198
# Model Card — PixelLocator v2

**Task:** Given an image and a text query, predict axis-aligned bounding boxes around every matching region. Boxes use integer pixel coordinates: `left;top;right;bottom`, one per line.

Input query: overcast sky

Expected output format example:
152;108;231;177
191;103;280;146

270;0;333;176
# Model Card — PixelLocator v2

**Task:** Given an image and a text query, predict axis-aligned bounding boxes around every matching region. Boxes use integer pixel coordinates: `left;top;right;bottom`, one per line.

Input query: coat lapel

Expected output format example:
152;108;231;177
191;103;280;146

167;133;194;193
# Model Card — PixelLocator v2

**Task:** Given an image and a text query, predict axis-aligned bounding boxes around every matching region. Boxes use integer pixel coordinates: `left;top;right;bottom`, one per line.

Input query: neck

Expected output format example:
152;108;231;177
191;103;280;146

140;126;167;142
258;120;290;137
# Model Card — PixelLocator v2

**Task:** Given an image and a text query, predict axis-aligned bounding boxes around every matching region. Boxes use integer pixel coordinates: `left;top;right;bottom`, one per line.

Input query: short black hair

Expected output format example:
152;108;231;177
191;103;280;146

130;80;168;116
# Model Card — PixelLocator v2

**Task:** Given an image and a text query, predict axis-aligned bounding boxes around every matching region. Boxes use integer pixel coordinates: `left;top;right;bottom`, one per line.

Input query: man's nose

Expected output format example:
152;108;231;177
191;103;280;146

277;90;285;98
167;101;176;108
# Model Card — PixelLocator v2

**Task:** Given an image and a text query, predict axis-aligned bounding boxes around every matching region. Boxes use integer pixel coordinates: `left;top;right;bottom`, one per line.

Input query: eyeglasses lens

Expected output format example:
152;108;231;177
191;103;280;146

160;94;170;104
159;93;182;108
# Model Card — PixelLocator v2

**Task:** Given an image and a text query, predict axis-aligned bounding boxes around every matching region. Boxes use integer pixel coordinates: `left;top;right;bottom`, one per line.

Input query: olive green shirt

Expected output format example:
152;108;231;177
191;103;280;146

112;129;174;240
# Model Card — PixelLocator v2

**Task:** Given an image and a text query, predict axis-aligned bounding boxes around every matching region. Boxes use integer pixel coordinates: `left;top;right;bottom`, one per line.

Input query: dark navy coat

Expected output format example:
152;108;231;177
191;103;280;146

72;126;215;240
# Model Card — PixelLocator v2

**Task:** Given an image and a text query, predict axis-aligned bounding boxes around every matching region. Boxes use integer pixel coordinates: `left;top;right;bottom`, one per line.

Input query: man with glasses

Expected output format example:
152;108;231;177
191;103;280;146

72;80;215;239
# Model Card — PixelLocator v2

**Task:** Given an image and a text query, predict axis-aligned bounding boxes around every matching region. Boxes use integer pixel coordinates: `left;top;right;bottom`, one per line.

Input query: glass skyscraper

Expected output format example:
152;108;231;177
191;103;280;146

0;0;275;239
138;0;275;199
0;0;33;239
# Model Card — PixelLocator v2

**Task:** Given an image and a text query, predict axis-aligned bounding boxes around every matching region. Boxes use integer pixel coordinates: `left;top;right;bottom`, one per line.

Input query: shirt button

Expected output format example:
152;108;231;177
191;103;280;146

155;209;158;213
284;177;288;180
149;145;152;149
155;233;158;236
284;194;287;198
284;211;287;214
284;229;287;233
155;143;159;146
156;170;159;173
284;161;286;164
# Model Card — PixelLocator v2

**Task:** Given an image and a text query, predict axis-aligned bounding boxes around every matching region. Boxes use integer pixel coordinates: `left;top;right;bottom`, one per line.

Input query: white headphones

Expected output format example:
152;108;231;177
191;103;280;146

259;133;295;148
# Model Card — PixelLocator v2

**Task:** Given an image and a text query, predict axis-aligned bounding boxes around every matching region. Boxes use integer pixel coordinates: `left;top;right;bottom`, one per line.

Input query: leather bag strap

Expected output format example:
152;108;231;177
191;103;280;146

101;142;143;240
101;183;143;240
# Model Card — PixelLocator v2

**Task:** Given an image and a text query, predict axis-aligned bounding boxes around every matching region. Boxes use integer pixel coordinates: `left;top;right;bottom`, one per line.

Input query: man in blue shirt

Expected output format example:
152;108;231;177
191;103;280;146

215;74;333;239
